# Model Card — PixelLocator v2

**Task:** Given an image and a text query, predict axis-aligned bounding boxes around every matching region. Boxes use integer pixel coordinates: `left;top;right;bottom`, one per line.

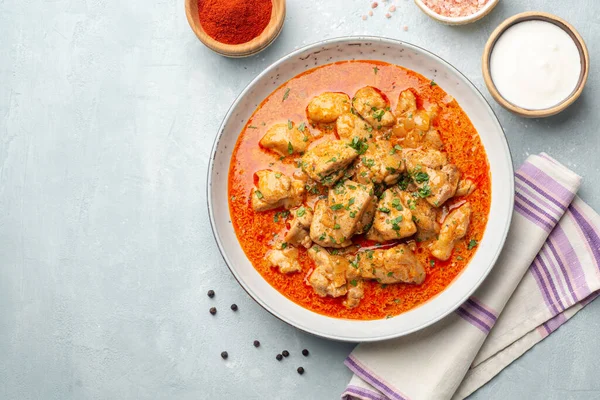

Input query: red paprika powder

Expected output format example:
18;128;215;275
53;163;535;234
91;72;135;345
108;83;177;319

199;0;273;45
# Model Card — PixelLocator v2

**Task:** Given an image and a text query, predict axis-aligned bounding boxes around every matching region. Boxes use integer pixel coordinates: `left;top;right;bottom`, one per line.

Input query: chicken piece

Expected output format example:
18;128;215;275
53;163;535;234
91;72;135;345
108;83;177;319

300;140;358;186
285;206;313;248
353;141;404;185
399;192;440;241
309;200;353;248
266;246;301;274
427;164;460;207
404;149;459;207
401;128;444;150
309;181;374;248
404;148;448;170
355;196;377;235
344;262;364;309
307;245;348;297
352;86;396;129
367;187;417;241
395;89;418;118
431;203;472;260
456;179;476;197
306;92;352;124
259;122;310;156
251;170;305;212
393;92;442;150
336;113;373;141
358;244;426;284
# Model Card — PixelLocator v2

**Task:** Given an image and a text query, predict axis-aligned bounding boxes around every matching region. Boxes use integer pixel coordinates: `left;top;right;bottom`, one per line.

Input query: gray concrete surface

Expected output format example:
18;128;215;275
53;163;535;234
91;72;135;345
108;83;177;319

1;0;600;399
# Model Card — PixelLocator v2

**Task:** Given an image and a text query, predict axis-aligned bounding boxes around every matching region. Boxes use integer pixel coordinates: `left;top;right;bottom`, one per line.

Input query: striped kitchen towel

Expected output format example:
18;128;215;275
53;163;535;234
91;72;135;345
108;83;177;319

342;153;600;400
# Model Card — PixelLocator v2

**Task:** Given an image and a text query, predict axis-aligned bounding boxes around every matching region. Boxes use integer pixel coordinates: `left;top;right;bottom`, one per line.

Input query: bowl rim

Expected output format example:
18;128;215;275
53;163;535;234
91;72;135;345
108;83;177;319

414;0;500;25
207;36;514;342
482;11;590;118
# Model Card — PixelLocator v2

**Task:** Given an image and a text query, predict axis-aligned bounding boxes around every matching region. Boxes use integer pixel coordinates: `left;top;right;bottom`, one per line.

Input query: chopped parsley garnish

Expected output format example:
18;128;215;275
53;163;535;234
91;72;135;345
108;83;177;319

319;233;326;241
281;242;288;249
330;203;344;211
367;250;374;259
334;224;341;230
391;198;403;211
430;80;437;87
287;120;293;130
378;207;391;213
430;260;435;267
417;184;432;198
387;272;394;277
273;210;290;222
255;190;263;199
287;142;294;154
373;66;379;75
247;125;258;129
326;156;338;163
297;122;306;132
349;137;369;155
398;174;411;190
362;158;375;168
297;207;306;217
373;109;385;121
349;211;357;218
282;88;290;101
468;239;478;250
350;279;358;287
413;171;429;183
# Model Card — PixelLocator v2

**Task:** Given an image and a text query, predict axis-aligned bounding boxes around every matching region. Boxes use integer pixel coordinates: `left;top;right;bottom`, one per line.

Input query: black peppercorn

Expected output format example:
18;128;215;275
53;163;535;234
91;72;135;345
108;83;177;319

230;304;238;311
276;354;283;361
221;351;228;359
207;290;215;298
282;350;290;357
253;340;260;347
302;349;309;357
297;367;305;375
209;307;217;315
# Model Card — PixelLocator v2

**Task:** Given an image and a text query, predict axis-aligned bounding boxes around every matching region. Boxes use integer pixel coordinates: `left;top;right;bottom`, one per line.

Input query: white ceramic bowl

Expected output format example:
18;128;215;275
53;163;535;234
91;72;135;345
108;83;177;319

208;37;514;342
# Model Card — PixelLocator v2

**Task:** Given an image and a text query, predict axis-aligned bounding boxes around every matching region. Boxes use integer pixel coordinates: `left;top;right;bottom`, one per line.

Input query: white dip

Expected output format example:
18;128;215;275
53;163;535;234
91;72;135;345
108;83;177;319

490;20;581;110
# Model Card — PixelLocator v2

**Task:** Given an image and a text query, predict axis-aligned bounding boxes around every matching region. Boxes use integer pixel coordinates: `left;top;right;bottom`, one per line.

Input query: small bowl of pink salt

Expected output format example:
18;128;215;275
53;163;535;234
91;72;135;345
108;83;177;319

415;0;500;25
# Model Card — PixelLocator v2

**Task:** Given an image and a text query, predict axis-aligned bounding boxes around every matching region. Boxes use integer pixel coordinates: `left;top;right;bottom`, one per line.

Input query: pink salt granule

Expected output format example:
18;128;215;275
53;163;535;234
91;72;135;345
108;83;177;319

421;0;490;18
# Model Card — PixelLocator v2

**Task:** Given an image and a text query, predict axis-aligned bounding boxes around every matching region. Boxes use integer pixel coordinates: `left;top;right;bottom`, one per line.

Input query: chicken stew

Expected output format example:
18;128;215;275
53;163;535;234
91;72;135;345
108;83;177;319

228;61;491;320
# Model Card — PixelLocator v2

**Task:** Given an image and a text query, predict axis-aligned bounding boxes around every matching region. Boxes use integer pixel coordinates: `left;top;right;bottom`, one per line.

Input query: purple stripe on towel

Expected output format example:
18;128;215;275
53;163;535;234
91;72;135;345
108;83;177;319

466;298;498;322
569;204;600;273
515;192;559;224
345;356;409;400
541;312;568;338
456;307;492;334
530;259;561;315
551;225;590;300
515;172;570;210
535;254;566;311
545;239;578;305
515;180;565;219
343;385;387;400
539;246;570;309
514;201;553;231
520;162;574;204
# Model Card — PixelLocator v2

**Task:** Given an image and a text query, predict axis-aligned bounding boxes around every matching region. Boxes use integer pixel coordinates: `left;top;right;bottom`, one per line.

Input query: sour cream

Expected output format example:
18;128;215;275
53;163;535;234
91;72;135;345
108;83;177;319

490;20;582;110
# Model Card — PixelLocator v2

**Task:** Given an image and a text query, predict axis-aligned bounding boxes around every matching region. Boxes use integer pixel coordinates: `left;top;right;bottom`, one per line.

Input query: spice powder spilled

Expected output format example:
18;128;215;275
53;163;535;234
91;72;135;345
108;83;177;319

198;0;273;45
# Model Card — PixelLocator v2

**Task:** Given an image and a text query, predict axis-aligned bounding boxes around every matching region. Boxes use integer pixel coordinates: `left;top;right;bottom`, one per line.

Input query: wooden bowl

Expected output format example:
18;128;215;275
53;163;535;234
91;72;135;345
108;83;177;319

185;0;286;58
482;12;589;118
414;0;499;25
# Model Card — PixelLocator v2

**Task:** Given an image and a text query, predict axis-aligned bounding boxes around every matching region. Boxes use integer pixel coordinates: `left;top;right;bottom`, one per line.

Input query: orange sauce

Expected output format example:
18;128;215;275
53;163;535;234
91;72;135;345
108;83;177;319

228;61;491;320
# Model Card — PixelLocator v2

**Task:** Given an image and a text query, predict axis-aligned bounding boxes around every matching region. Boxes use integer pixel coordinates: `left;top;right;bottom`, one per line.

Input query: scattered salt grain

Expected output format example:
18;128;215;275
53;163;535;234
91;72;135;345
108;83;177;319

421;0;490;18
385;13;391;18
368;10;373;16
389;5;396;12
403;25;409;31
362;15;368;20
371;2;378;8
